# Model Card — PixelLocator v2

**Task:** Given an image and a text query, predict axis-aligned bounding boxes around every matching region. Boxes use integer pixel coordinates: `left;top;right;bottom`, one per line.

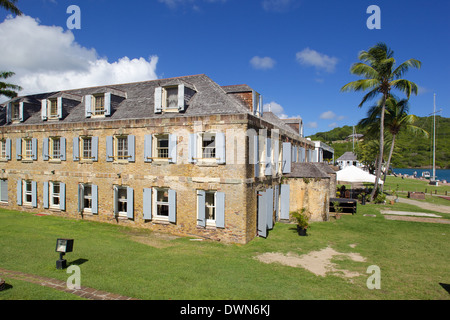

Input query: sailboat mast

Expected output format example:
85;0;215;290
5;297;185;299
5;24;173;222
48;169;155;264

433;94;436;181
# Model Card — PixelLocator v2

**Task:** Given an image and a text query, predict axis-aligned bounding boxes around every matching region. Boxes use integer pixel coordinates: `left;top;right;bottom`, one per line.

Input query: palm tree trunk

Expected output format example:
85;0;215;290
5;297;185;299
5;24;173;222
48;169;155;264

381;134;396;191
370;94;387;201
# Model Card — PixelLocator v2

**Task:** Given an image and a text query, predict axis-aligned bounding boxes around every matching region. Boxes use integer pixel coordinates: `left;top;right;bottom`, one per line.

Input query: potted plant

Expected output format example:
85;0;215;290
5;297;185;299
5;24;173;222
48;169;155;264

332;201;343;220
292;209;309;236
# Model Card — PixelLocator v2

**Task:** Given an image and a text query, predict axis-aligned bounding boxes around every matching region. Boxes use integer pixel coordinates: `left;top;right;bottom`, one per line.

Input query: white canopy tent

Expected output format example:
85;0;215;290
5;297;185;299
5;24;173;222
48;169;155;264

337;165;383;185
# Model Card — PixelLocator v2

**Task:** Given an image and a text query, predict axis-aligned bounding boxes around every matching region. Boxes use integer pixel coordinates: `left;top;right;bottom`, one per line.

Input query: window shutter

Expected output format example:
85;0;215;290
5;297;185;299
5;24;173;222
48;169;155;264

31;181;37;207
254;135;259;177
43;182;49;209
78;184;84;213
41;99;48;120
6;138;11;160
127;187;134;219
188;133;197;164
16;138;22;160
127;135;135;162
280;184;290;220
274;139;279;174
216;192;225;228
60;182;66;211
92;136;99;161
252;91;258;116
0;179;7;203
17;180;22;205
6;103;11;123
215;132;225;164
282;142;291;174
265;138;272;176
257;191;267;238
178;84;185;112
300;147;305;162
19;102;24;122
73;137;79;161
144;135;152;163
143;188;152;220
197;190;206;227
92;185;98;214
168;189;176;223
113;186;118;215
154;87;162;113
104;92;111;116
43;138;49;161
106;136;113;162
169;134;177;163
266;188;274;230
274;185;279;220
85;95;92;118
32;138;37;161
60;137;66;161
57;97;63;119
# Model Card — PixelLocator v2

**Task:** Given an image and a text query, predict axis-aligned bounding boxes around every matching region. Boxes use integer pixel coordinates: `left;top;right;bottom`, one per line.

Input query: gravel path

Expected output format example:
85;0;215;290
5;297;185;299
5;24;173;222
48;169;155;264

397;197;450;214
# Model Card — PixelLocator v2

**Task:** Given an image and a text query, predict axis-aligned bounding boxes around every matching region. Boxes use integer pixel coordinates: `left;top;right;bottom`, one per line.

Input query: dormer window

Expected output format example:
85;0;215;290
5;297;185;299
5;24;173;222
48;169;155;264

41;97;62;120
49;99;58;118
154;84;186;113
11;103;20;121
165;87;178;110
93;94;105;116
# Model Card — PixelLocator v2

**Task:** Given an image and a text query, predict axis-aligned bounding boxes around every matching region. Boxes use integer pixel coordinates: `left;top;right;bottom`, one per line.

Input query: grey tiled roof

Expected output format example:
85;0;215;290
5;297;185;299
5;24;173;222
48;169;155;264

0;74;252;126
337;152;358;161
262;112;299;136
285;163;332;178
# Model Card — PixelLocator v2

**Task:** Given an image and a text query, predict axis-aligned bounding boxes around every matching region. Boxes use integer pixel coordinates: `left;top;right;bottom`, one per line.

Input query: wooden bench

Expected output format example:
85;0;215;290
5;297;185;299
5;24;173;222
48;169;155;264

330;198;357;215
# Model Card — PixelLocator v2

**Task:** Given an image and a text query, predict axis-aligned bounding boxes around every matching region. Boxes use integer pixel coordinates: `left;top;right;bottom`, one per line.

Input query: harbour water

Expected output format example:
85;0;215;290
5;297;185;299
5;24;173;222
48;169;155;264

393;168;450;182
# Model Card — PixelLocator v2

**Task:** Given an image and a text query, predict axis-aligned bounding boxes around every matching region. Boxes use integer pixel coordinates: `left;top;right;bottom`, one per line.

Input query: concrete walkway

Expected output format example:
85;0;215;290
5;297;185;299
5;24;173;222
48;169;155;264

0;268;140;300
396;197;450;214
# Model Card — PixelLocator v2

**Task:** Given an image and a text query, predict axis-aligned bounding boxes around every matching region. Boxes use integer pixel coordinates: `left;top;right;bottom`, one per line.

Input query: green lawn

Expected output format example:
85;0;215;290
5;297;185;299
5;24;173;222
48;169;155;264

0;201;449;300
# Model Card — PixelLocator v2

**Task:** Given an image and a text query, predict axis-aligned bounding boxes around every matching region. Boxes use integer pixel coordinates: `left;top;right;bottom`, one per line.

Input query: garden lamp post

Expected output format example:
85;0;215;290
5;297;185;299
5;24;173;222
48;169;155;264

55;238;74;269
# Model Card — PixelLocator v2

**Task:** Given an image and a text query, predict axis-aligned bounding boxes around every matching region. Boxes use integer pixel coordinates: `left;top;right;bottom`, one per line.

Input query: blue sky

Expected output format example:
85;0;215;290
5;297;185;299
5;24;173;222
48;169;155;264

1;0;449;136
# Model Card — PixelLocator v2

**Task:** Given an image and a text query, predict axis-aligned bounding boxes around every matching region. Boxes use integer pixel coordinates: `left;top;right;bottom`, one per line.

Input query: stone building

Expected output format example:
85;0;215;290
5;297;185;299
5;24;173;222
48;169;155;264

0;74;335;244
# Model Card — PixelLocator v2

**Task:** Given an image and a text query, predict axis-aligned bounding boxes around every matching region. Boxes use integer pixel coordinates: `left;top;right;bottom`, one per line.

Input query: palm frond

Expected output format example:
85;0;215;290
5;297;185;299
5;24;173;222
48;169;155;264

391;79;419;98
392;59;422;79
0;0;22;15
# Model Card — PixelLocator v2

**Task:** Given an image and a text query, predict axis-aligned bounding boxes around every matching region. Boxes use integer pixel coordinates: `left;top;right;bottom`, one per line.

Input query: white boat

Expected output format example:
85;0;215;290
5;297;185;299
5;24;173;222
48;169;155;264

422;171;431;179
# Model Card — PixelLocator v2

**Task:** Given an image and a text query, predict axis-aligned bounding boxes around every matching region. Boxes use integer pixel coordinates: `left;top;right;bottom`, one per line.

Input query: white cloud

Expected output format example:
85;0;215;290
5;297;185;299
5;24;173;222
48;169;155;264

0;15;159;99
158;0;226;9
328;122;338;128
305;122;318;129
262;0;297;12
263;101;288;118
296;47;338;73
250;56;276;70
320;111;336;120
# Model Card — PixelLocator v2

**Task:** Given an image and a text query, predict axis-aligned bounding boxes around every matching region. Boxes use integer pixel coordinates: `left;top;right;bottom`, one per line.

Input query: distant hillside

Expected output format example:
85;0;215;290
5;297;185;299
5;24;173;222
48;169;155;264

307;116;450;169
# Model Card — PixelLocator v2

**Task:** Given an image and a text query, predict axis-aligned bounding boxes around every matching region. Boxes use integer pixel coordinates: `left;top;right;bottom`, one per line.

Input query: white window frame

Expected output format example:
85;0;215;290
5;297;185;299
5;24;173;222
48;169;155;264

0;140;7;160
92;94;105;116
11;102;20;122
115;136;129;161
49;181;61;209
116;186;128;217
154;134;169;160
81;136;93;160
48;99;58;119
82;184;93;213
204;191;216;226
23;180;33;205
153;187;169;221
23;139;33;160
0;179;8;203
199;133;216;160
49;137;61;160
163;86;179;111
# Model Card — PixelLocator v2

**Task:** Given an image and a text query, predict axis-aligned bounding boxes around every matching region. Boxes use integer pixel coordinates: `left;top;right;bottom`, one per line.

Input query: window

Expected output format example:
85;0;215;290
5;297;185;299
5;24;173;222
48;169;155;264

0;179;8;203
82;137;92;160
107;135;134;162
201;133;216;159
197;190;225;228
50;182;60;208
78;184;97;214
165;87;178;109
11;103;20;121
23;180;33;205
154;84;186;113
51;137;61;159
116;136;128;160
154;188;169;219
156;134;169;159
204;192;216;224
116;186;128;216
83;185;92;211
0;140;7;159
93;94;105;116
24;139;33;160
49;99;58;118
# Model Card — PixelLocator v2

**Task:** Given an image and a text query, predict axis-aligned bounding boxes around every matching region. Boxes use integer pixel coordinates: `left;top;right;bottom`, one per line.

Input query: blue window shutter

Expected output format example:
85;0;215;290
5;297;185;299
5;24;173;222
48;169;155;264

104;92;111;116
128;135;135;162
266;188;274;230
178;84;185;112
274;185;279;220
168;189;176;223
43;182;49;209
43;138;49;161
106;136;113;162
197;190;205;227
60;182;66;211
60;137;66;161
6;103;11;123
17;180;22;205
41;99;48;120
92;185;98;214
113;186;118;215
257;191;267;238
144;135;152;163
16;138;22;160
19;102;24;122
6;139;11;160
254;135;259;177
216;132;226;164
73;137;79;161
143;188;152;220
127;187;134;219
282;142;291;174
31;181;37;207
92;137;99;161
188;133;197;164
154;87;162;113
216;192;225;228
57;97;63;119
265;138;272;176
85;95;92;118
32;138;37;161
169;134;177;164
77;184;83;213
274;139;279;174
280;184;290;220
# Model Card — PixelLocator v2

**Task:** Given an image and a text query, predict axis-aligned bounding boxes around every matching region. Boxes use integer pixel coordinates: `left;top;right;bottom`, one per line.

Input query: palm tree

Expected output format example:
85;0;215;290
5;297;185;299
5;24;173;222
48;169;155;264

341;43;421;200
0;0;22;15
358;96;429;189
0;71;22;99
